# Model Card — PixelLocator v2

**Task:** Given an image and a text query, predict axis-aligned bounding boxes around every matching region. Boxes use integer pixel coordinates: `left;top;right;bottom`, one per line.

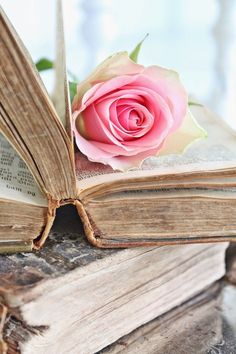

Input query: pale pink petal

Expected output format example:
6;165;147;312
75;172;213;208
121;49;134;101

73;128;115;160
158;109;207;156
117;104;154;137
77;106;109;142
122;93;173;148
142;67;187;130
102;147;160;171
73;52;144;103
97;85;167;122
79;75;136;110
78;105;123;147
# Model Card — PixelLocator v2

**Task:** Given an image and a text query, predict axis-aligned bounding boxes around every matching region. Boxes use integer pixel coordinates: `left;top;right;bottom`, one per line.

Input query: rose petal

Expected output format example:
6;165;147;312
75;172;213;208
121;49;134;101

73;128;114;160
77;105;122;146
100;147;159;171
77;75;136;112
73;112;119;159
73;52;144;106
158;109;207;156
142;67;188;130
123;93;173;148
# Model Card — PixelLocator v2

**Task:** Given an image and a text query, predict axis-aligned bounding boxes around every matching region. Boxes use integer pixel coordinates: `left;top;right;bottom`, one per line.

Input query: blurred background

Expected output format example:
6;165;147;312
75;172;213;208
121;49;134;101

1;0;236;129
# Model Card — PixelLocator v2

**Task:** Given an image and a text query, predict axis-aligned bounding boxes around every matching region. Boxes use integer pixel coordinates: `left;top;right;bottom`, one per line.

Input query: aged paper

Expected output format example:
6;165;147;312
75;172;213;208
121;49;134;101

0;134;47;206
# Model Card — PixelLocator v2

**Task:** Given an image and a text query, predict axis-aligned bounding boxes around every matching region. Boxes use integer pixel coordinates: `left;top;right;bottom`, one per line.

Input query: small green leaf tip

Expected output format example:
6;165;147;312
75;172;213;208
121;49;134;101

35;58;54;72
129;33;149;63
69;81;77;103
188;101;203;107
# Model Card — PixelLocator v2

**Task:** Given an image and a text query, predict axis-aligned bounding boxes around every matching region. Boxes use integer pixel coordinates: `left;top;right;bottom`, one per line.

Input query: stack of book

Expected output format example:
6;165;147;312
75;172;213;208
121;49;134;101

0;3;235;353
0;206;228;353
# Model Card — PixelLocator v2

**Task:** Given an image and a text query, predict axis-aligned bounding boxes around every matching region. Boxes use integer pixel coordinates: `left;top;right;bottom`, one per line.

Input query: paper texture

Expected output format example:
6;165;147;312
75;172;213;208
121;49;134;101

0;134;47;206
0;7;77;200
52;0;72;141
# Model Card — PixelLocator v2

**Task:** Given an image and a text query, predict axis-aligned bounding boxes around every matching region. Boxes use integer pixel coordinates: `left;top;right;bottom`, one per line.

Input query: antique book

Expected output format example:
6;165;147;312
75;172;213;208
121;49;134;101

1;5;236;253
100;283;223;354
0;209;228;353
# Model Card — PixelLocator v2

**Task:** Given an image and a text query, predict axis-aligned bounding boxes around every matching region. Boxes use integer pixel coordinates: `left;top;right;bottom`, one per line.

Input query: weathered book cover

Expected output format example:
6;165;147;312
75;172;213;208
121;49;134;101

0;206;228;353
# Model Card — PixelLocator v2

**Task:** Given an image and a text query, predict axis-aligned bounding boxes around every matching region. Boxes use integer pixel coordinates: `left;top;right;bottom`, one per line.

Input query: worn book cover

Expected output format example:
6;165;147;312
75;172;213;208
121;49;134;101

0;207;228;353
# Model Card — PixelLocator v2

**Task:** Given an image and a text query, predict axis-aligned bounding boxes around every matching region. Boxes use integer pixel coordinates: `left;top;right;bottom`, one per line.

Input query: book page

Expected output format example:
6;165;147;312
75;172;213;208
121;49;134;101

0;8;77;200
96;187;236;202
76;106;236;191
0;134;47;206
52;0;72;141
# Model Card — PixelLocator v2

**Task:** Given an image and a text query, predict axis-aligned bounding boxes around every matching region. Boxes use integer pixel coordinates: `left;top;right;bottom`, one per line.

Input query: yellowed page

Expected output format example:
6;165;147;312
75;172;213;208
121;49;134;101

0;7;77;200
52;0;73;141
0;134;47;206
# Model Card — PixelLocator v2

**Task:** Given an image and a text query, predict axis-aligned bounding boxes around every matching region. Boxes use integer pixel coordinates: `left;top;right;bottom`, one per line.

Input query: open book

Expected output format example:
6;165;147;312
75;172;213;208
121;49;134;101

1;4;236;253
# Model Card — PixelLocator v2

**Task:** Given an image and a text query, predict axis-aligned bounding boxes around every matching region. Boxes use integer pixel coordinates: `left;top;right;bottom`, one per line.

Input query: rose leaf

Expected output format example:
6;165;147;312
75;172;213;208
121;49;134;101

35;58;78;82
69;81;78;102
129;33;149;63
188;101;203;107
35;57;54;71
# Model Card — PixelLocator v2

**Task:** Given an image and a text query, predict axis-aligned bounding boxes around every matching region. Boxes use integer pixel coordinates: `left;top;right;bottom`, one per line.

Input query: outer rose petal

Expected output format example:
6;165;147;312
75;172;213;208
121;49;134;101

143;66;188;131
72;52;144;109
72;112;115;159
158;110;207;156
88;148;160;171
77;75;136;112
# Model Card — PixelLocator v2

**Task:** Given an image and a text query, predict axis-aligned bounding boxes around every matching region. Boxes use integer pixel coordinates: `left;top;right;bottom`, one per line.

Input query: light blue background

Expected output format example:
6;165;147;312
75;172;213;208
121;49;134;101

2;0;236;128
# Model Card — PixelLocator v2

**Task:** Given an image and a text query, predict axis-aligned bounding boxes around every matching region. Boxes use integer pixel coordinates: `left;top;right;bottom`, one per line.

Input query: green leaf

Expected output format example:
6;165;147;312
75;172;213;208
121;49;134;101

188;101;203;107
36;58;78;102
35;58;54;72
69;81;77;102
129;33;149;63
35;57;79;82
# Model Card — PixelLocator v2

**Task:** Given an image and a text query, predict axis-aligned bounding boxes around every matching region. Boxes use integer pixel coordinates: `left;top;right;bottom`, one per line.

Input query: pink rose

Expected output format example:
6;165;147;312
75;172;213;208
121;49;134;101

72;52;205;171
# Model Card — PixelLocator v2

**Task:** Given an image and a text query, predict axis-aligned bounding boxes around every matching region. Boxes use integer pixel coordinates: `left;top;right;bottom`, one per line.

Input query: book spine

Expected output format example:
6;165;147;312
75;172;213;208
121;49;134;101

74;200;102;247
33;196;60;250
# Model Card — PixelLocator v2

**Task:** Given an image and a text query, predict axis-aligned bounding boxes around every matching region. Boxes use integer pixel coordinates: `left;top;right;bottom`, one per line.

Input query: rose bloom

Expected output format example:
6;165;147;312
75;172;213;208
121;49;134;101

72;52;205;171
